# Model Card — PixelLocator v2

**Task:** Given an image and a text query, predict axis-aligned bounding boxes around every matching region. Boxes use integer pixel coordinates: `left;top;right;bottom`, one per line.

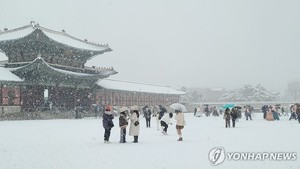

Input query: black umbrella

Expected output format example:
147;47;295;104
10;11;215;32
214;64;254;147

234;106;242;109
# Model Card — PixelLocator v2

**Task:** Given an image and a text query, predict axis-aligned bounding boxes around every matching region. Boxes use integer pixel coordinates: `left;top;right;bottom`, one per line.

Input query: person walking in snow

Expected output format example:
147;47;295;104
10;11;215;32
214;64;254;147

223;108;231;128
119;107;128;143
297;106;300;123
245;107;252;121
261;105;269;119
160;112;173;135
289;104;298;121
143;106;151;128
230;108;238;127
152;105;160;130
175;109;185;141
158;105;167;121
103;105;114;143
129;106;140;143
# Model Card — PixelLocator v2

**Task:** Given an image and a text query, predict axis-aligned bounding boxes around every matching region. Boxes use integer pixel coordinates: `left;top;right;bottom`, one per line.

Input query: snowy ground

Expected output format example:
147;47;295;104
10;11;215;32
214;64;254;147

0;113;299;169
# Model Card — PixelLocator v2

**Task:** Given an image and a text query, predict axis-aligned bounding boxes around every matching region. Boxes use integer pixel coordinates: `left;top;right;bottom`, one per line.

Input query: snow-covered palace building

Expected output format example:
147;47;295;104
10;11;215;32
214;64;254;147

0;22;184;113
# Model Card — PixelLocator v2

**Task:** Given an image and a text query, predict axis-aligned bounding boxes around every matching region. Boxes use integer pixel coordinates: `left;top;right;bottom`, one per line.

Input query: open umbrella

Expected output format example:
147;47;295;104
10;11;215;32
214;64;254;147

223;104;235;109
170;103;187;112
120;106;130;113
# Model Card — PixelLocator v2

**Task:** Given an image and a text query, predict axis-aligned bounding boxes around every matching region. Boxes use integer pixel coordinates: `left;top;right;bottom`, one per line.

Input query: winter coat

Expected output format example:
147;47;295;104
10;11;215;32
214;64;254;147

144;109;152;120
103;111;114;129
230;110;238;119
223;110;231;120
129;112;140;136
272;111;280;120
175;112;185;126
119;114;128;128
161;113;172;124
152;106;159;114
265;110;274;121
158;107;167;120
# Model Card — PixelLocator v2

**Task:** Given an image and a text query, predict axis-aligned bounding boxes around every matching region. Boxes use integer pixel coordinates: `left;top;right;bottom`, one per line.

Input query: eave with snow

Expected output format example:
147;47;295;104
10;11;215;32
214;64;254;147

0;21;112;68
7;57;116;88
97;79;185;95
0;67;22;83
93;79;186;106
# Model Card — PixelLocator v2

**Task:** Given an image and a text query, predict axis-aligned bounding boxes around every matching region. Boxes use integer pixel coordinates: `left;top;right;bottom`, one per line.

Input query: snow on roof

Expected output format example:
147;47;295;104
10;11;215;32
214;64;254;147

9;57;109;78
0;22;110;52
0;25;33;41
0;52;8;61
97;79;186;95
0;67;22;82
40;27;110;52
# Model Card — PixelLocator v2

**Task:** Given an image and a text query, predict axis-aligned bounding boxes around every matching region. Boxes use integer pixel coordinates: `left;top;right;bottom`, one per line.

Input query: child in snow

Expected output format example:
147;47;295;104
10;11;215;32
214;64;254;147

160;112;173;135
119;107;128;143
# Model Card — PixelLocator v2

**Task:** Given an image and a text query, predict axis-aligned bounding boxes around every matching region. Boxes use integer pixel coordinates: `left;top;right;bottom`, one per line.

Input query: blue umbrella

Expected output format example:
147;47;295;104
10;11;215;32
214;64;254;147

223;104;235;109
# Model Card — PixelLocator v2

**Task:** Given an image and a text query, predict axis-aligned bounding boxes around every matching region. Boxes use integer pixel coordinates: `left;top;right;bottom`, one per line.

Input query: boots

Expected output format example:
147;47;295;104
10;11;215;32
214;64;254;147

177;137;183;141
133;136;138;143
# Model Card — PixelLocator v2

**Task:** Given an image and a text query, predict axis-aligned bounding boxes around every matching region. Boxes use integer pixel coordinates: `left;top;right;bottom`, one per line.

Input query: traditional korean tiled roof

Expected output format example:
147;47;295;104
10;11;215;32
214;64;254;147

0;67;22;82
9;57;116;78
0;21;111;53
5;57;116;87
97;79;186;95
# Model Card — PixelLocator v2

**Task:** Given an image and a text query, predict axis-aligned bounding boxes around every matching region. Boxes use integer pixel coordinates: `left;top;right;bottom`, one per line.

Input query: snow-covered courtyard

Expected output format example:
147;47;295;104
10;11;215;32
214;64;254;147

0;113;299;169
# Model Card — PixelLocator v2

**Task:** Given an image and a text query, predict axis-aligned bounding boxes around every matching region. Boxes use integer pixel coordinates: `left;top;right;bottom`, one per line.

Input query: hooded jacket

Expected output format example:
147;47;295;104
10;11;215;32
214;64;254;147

103;111;114;129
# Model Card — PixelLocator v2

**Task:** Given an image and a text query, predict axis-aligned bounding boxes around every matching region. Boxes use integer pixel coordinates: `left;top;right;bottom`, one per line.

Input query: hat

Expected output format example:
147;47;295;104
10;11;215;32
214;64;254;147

105;105;112;111
120;107;129;113
131;105;139;111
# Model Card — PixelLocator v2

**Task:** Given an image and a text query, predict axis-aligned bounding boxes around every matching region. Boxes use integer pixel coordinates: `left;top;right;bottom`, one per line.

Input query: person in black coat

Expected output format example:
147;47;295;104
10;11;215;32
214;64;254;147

261;105;268;119
194;107;197;116
230;108;238;128
297;106;300;123
143;106;152;128
103;106;114;143
158;105;167;120
289;104;298;121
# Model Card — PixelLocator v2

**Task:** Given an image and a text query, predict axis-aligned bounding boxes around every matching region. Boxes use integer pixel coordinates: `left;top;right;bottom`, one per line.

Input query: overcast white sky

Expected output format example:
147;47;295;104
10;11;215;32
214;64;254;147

0;0;299;93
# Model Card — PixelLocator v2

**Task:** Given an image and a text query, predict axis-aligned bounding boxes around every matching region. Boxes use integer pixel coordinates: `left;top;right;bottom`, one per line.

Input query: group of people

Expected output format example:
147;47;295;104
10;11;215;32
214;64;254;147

261;105;280;121
102;105;186;144
194;105;220;117
288;104;300;123
223;107;239;128
261;104;300;122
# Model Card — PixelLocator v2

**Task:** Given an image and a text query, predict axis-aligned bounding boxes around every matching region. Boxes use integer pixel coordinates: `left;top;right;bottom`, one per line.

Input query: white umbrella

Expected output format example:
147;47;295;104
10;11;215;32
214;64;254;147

170;103;187;112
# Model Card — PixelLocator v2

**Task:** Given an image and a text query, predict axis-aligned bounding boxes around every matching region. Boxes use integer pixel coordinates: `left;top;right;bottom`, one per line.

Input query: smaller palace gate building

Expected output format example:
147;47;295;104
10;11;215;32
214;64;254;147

0;22;185;114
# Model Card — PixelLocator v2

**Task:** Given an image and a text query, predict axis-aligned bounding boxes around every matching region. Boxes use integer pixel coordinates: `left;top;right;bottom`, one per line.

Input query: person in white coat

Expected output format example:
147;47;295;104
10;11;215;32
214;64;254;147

160;112;173;135
129;107;140;143
175;109;185;141
152;105;160;130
